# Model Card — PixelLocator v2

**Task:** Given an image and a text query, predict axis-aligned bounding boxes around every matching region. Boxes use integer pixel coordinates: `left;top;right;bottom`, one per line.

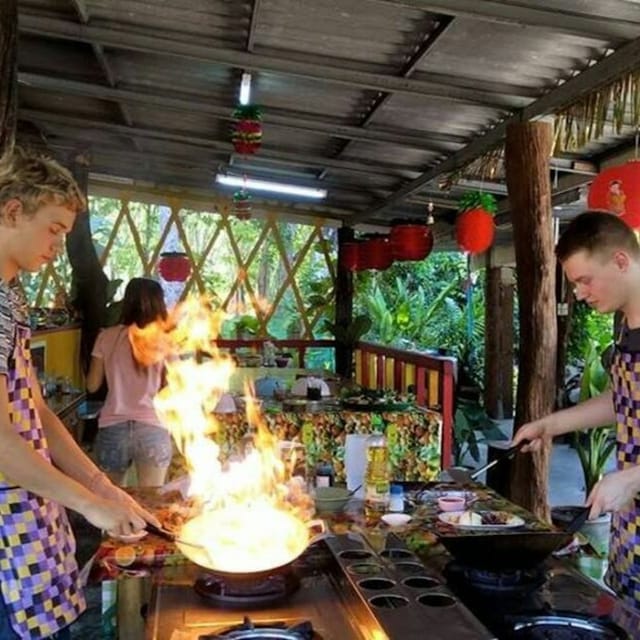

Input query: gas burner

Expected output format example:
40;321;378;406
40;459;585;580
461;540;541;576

199;616;319;639
194;572;300;608
506;612;630;639
445;561;546;597
291;540;333;576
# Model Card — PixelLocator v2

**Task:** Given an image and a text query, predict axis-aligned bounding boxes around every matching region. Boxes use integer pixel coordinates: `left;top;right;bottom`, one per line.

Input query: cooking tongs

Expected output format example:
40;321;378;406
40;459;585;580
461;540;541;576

447;439;529;484
144;522;205;549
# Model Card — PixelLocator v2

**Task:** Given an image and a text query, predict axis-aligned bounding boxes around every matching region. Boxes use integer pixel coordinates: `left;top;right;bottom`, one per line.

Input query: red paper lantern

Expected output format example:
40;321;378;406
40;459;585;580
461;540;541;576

455;208;495;255
340;241;360;271
587;160;640;229
158;252;191;282
358;235;393;271
390;223;434;261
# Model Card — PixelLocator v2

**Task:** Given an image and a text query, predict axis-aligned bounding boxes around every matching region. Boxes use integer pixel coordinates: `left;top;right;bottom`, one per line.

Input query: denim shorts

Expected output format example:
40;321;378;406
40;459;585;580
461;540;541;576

96;421;172;473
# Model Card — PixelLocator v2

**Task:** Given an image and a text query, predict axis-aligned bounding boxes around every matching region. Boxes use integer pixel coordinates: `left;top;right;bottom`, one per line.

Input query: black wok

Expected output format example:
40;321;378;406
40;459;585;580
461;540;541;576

437;507;590;571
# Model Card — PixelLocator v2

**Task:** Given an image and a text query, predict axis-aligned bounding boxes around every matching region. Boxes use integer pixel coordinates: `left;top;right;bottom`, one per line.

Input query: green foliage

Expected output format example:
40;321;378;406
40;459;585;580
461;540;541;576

233;314;261;337
566;303;614;366
453;398;506;466
458;191;498;214
322;314;372;345
575;338;616;495
355;255;488;386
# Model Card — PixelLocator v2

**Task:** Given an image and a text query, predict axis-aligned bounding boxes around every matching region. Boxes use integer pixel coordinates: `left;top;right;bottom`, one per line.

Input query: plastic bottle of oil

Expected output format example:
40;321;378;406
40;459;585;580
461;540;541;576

364;431;390;515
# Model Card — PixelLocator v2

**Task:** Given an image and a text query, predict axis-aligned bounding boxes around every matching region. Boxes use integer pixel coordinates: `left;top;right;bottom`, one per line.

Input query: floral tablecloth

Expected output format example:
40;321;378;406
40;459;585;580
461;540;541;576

167;408;442;483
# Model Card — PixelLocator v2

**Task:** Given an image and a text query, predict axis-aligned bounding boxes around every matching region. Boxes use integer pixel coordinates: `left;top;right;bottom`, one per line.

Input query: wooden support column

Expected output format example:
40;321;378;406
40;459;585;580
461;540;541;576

65;150;110;373
334;227;354;378
484;265;514;419
505;120;555;521
0;0;17;155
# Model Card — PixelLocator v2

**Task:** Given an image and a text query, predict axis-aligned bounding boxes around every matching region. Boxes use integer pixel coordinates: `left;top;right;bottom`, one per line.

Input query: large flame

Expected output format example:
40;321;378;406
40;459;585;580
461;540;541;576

130;296;313;573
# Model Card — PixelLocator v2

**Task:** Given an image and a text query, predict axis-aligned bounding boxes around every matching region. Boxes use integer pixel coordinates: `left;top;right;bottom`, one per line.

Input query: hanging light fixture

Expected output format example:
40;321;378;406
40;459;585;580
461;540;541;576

239;72;252;106
216;174;327;199
426;202;435;225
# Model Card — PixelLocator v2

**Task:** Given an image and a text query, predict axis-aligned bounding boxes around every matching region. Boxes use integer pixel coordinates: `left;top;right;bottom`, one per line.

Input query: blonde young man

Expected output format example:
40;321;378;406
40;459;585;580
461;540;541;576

513;211;640;607
0;148;159;639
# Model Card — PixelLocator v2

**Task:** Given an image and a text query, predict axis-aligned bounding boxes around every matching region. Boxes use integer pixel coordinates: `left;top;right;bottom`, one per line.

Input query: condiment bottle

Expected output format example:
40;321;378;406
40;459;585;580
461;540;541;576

389;483;404;512
364;431;390;515
315;461;334;488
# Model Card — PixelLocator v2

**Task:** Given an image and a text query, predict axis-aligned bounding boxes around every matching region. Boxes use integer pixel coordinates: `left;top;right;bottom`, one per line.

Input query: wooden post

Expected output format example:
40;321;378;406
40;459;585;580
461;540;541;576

505;120;555;521
65;150;110;373
335;227;354;378
484;265;514;419
0;0;17;155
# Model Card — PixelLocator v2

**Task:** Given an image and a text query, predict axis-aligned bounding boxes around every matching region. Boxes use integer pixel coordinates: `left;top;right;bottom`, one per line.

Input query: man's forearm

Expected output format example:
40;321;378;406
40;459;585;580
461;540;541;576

39;405;105;490
546;391;615;438
0;422;97;514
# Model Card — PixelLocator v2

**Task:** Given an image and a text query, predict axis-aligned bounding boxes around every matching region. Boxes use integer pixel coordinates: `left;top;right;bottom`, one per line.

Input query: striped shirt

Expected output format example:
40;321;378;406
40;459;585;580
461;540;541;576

0;281;28;376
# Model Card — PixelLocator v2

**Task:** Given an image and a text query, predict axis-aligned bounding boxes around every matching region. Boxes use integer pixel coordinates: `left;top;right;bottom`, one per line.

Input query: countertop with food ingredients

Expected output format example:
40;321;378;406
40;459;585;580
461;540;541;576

88;482;572;583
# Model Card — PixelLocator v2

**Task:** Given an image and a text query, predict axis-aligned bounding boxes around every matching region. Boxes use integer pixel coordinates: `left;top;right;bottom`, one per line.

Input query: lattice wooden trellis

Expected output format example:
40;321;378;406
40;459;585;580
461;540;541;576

21;191;338;339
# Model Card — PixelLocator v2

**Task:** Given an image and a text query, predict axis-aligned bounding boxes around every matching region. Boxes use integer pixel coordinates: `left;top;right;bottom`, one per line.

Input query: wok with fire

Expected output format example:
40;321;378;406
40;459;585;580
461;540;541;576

150;508;329;580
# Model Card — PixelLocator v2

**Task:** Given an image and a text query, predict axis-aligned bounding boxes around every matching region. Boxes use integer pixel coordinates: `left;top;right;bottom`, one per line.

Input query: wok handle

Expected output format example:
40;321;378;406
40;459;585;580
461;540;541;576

145;522;176;543
565;506;591;535
469;439;529;480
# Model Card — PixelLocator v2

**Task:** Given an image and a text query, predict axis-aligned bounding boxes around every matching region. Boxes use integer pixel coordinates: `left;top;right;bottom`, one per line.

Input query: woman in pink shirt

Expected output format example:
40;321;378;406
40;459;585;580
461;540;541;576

86;278;172;487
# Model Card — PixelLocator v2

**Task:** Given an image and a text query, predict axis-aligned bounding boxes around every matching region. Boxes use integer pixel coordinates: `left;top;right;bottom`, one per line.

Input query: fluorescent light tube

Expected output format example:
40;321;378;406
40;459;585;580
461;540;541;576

216;174;327;199
239;72;251;106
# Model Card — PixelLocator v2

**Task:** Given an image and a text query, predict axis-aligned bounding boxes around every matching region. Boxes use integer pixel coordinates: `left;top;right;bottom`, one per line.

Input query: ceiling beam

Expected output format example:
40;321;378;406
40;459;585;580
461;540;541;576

45;140;425;201
245;0;261;53
319;14;454;179
68;0;141;152
373;0;640;41
19;13;532;108
493;172;593;225
17;71;467;152
352;34;640;221
19;109;423;178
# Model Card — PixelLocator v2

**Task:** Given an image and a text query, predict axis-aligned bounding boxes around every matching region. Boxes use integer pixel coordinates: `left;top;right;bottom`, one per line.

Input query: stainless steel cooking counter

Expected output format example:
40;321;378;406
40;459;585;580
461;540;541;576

145;534;640;640
145;533;493;640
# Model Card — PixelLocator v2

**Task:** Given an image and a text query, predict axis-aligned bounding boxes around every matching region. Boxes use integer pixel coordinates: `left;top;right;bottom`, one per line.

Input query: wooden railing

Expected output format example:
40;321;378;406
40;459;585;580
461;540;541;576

215;338;456;469
355;341;455;468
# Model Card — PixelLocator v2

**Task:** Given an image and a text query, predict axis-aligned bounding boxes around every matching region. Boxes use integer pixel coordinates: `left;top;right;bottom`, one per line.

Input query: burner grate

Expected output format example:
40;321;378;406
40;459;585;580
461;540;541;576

200;616;318;639
508;613;629;639
194;572;300;609
445;561;546;597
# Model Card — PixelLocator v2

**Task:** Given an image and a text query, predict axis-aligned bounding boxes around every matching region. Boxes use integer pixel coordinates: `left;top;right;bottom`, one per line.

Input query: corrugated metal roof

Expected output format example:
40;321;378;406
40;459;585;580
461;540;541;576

13;0;640;245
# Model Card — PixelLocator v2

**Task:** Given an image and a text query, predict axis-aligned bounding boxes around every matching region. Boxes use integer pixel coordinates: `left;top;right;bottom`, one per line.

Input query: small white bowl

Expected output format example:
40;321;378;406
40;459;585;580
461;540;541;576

438;496;466;512
109;530;148;543
381;513;412;527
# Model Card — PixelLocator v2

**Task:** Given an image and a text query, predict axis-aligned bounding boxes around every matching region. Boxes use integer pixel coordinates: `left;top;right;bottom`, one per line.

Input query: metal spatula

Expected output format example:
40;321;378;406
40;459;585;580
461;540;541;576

446;440;529;484
564;506;591;536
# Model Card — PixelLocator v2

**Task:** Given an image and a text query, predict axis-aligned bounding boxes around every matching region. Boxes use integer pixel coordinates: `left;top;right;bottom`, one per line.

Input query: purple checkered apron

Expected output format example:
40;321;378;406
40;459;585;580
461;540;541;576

0;325;85;638
607;331;640;607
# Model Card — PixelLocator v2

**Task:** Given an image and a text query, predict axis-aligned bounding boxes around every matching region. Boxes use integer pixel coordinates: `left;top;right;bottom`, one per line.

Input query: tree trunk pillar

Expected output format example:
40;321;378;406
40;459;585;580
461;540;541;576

505;120;556;521
65;150;110;373
0;0;17;155
484;265;514;419
335;227;354;378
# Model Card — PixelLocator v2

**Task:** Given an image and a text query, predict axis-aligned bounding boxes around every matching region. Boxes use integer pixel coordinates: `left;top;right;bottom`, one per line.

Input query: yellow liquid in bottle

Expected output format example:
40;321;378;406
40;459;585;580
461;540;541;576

365;442;390;515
